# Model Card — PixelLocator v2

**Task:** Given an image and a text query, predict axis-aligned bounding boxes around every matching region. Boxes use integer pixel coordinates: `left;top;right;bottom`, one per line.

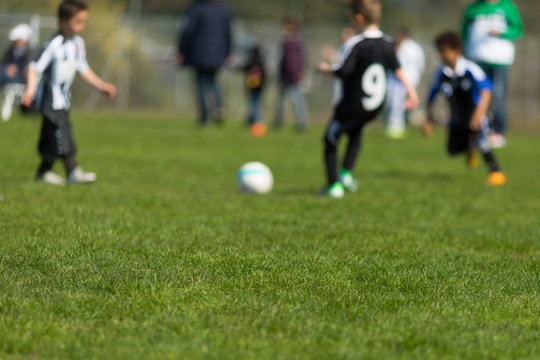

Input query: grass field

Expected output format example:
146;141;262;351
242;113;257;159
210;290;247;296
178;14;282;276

1;111;539;359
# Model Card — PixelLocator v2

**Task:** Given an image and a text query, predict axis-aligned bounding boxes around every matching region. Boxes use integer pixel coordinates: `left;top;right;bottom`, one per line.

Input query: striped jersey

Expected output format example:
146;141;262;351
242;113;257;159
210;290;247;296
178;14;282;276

30;32;89;111
428;56;492;128
331;30;400;122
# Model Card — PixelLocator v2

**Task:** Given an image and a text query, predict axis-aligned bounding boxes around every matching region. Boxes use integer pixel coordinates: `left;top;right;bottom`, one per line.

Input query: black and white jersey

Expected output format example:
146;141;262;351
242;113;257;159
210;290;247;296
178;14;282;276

332;30;400;122
30;32;89;111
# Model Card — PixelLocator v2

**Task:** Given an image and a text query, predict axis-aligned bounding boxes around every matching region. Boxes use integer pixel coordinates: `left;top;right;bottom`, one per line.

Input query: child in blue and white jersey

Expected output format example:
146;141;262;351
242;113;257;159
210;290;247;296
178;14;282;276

423;31;506;186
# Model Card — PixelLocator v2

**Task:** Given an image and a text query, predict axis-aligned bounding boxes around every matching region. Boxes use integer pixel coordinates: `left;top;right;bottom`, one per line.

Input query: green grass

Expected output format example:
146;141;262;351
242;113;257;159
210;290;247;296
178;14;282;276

1;112;539;359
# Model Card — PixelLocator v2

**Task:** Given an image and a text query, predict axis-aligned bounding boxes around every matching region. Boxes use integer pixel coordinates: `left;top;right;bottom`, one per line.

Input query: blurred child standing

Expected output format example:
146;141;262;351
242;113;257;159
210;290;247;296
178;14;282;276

1;24;32;121
462;0;523;147
274;16;308;131
243;45;266;135
0;24;32;86
384;27;425;139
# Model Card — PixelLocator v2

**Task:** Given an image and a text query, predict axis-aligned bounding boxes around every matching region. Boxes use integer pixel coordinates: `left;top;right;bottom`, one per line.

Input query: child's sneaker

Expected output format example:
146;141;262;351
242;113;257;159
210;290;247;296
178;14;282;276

35;171;66;186
249;122;267;137
67;166;97;184
318;182;345;198
339;168;358;192
489;132;506;148
385;127;406;139
466;150;478;169
486;171;506;186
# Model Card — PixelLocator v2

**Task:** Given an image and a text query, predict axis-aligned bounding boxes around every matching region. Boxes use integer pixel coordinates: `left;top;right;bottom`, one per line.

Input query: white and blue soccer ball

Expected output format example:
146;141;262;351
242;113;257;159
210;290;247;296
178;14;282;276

236;161;273;194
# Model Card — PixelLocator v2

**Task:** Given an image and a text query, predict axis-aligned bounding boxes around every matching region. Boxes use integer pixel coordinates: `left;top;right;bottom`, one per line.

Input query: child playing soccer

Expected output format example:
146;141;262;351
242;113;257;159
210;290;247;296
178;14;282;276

422;31;506;186
21;0;116;186
317;0;419;198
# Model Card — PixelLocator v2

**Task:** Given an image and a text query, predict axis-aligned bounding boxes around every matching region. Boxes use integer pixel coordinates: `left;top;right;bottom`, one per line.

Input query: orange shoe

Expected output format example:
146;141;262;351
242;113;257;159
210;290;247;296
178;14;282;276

486;171;506;186
249;123;267;137
466;150;478;169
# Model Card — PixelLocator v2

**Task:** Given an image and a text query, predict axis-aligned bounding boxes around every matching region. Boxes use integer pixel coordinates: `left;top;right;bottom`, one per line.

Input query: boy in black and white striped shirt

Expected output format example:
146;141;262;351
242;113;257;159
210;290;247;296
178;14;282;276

22;0;116;186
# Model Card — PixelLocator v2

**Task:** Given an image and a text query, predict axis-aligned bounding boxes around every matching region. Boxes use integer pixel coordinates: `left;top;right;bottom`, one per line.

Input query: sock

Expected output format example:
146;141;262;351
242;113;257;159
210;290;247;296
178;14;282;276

63;155;78;175
37;159;54;175
482;151;500;173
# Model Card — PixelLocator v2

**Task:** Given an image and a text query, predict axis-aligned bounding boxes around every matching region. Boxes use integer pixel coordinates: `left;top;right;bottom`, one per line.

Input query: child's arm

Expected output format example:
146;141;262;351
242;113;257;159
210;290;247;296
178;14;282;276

394;68;419;110
421;68;444;138
21;67;38;107
317;61;334;75
423;103;435;137
79;68;116;98
318;42;356;77
470;89;491;131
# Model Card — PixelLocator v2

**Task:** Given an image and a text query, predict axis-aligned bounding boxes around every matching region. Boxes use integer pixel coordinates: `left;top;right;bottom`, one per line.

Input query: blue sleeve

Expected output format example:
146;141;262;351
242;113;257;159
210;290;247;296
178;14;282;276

427;67;443;104
467;65;492;105
472;71;492;92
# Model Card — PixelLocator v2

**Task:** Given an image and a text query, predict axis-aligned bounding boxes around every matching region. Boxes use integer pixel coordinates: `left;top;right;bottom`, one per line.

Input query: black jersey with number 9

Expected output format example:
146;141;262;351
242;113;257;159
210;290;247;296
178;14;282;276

332;30;400;123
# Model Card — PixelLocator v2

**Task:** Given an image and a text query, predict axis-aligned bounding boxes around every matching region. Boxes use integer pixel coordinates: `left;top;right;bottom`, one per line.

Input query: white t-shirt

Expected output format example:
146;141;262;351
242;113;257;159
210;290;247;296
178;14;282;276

396;38;425;87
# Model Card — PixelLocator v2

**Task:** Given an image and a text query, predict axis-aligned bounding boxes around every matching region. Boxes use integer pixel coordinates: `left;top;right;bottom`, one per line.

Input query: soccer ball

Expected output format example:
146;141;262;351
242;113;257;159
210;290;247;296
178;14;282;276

236;161;273;194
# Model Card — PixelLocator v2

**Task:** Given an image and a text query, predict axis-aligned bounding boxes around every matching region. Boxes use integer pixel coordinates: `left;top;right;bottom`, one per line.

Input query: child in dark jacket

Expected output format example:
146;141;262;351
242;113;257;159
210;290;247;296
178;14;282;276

274;16;308;131
1;24;32;121
0;24;31;87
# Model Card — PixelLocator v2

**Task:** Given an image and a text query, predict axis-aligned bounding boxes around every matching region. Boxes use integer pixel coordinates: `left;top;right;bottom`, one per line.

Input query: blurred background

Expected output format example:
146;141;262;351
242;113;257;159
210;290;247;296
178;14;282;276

0;0;538;129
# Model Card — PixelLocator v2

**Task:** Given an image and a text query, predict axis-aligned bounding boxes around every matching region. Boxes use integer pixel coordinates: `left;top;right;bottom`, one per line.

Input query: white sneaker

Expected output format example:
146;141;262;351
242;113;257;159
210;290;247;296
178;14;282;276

489;133;506;148
67;166;97;184
317;182;345;198
385;127;406;139
35;171;66;186
339;169;358;192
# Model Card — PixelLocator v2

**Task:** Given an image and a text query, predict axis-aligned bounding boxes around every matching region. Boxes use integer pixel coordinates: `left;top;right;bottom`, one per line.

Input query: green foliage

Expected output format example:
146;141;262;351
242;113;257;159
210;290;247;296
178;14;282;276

0;112;539;359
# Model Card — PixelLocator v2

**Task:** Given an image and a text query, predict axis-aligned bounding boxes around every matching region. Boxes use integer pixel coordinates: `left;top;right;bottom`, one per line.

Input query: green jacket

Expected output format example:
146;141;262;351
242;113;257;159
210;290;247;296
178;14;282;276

462;0;523;67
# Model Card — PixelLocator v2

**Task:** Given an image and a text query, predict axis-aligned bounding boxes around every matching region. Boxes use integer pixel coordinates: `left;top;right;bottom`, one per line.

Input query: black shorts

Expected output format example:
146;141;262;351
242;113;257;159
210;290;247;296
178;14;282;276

447;126;478;155
323;119;366;147
38;108;76;162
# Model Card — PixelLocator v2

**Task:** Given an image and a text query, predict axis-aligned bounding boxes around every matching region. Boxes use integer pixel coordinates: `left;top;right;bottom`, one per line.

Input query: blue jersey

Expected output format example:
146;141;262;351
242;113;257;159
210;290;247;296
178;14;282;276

428;56;492;129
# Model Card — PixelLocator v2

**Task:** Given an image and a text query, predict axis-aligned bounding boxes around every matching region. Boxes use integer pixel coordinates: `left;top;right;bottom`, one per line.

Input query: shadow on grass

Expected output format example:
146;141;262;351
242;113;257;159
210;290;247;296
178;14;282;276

363;170;453;182
273;170;454;197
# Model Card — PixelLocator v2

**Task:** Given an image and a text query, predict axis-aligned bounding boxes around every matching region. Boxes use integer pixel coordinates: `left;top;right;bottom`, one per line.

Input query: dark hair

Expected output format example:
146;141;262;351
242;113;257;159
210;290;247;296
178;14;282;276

349;0;382;24
435;31;463;52
284;15;300;31
58;0;88;21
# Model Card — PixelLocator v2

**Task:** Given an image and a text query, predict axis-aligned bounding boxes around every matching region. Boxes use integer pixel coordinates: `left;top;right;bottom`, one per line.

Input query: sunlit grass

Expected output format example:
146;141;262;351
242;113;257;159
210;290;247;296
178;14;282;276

1;112;539;359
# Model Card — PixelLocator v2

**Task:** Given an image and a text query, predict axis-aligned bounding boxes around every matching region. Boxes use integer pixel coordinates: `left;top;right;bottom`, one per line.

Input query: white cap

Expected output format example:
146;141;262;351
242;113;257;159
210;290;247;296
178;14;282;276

9;24;33;42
